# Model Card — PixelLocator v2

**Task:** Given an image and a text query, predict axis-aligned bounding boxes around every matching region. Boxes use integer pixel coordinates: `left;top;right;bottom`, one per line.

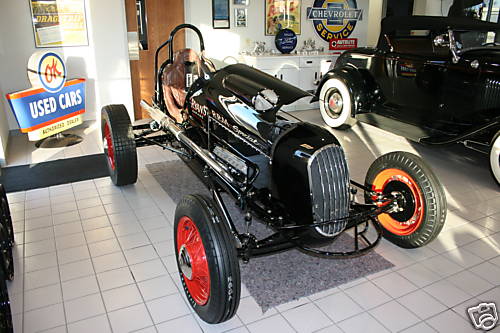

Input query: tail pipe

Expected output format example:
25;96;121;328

140;100;236;186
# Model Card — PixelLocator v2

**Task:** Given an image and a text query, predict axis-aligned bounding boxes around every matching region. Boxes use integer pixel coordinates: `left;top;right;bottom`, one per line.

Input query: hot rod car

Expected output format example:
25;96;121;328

316;15;500;184
101;24;447;324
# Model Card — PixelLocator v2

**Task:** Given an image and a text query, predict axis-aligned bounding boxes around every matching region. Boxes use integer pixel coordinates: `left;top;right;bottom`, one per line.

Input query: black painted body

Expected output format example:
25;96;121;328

182;63;343;241
318;16;500;146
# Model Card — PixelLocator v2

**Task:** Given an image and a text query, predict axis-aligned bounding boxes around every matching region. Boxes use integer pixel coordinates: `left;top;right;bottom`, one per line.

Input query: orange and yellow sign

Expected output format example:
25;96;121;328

30;0;89;47
265;0;301;36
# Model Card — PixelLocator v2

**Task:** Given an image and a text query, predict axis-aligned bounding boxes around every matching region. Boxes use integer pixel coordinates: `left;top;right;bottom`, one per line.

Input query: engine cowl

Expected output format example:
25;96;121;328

271;123;349;240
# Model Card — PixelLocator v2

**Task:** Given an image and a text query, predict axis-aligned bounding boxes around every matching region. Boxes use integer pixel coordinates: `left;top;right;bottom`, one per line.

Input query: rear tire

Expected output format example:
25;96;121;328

0;186;14;247
101;105;138;186
0;224;13;281
319;78;356;129
365;151;447;249
490;131;500;186
174;194;240;324
0;267;13;333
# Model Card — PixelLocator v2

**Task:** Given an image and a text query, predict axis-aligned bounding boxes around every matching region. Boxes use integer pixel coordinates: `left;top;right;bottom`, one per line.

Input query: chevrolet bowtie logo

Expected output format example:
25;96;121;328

306;7;363;25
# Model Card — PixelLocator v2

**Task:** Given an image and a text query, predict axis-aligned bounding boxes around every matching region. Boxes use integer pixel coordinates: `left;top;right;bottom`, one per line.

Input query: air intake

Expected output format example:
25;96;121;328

307;144;350;237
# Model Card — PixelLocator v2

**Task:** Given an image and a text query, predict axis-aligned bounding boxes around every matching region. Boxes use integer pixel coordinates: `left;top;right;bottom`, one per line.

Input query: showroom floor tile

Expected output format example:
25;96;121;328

4;109;500;332
5;121;102;167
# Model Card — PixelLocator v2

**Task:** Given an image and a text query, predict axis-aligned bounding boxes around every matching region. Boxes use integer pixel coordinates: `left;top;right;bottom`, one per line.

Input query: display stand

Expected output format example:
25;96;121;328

35;133;83;148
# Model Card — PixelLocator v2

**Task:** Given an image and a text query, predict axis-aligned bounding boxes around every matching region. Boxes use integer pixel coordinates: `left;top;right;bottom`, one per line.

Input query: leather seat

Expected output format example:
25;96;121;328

162;49;201;123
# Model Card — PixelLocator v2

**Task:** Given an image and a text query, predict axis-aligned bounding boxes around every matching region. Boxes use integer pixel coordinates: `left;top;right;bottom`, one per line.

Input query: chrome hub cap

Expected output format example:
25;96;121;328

178;245;193;280
326;91;343;118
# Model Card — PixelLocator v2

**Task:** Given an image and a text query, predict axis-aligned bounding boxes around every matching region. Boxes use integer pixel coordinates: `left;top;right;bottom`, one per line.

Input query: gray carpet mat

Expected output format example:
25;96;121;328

146;160;394;311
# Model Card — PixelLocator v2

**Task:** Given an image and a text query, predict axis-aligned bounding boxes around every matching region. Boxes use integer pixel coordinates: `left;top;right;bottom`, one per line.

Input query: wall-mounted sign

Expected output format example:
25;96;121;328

307;0;363;43
275;29;298;54
266;0;301;36
329;38;357;50
29;0;89;48
213;0;230;29
6;52;86;141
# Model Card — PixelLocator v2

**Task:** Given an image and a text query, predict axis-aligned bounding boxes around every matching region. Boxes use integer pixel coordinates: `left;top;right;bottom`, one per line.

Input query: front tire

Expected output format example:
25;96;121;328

365;152;447;249
174;195;240;324
319;78;356;129
490;131;500;186
101;105;138;186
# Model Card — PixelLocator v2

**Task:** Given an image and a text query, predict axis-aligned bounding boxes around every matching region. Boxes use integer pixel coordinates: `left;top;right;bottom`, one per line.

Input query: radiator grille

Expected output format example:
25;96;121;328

479;78;500;110
308;144;350;237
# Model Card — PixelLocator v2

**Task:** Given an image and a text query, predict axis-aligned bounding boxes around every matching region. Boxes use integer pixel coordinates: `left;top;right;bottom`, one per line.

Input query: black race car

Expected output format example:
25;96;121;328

101;24;447;324
316;15;500;185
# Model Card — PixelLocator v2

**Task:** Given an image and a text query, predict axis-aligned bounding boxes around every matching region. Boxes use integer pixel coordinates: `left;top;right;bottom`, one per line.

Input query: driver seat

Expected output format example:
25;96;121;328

162;48;202;123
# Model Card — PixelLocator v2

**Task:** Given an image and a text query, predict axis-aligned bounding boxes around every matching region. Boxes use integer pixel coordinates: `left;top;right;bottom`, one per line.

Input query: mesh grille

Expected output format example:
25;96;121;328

308;144;350;237
479;79;500;110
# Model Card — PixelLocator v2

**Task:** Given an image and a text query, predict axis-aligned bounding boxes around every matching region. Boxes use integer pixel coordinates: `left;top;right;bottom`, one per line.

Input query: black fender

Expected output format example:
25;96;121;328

313;65;377;117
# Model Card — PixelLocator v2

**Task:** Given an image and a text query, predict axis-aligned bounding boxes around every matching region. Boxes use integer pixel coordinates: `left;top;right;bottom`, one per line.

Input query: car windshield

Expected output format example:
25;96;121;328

455;29;500;50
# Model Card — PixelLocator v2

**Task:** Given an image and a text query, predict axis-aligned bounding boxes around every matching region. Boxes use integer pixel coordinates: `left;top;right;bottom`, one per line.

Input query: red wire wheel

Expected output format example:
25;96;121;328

176;216;210;306
101;105;138;186
174;195;240;324
365;152;447;248
103;122;116;171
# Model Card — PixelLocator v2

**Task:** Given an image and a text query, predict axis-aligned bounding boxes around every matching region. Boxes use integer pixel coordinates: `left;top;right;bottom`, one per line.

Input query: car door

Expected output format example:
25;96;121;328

441;55;482;126
391;37;446;127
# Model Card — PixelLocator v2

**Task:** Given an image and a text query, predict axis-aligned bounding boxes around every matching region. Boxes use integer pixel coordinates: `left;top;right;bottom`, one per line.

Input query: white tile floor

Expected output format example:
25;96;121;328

5;122;102;167
4;109;500;332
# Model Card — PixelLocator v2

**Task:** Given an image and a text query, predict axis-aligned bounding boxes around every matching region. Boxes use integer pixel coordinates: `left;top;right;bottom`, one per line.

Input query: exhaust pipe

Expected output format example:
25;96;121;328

140;100;235;185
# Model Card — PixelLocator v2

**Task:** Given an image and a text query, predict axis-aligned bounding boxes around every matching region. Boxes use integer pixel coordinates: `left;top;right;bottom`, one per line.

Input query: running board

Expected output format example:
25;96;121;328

356;113;438;143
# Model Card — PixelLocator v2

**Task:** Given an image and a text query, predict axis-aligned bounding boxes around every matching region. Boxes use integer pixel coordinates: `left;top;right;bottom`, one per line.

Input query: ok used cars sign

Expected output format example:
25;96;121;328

6;51;86;141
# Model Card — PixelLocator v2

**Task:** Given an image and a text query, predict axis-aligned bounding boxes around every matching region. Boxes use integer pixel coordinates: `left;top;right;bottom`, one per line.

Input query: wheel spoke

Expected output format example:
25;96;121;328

176;216;211;306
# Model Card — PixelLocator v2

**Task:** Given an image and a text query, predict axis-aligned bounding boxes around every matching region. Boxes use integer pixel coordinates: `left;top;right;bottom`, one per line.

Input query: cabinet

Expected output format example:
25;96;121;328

242;53;338;111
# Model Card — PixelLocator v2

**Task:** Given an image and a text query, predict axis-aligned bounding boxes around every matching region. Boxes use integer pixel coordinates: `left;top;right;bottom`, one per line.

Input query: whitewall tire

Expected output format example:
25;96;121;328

319;78;356;129
490;132;500;185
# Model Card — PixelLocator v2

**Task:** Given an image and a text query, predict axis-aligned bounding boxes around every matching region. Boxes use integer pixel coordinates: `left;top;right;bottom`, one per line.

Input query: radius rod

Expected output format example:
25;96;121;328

140;100;237;187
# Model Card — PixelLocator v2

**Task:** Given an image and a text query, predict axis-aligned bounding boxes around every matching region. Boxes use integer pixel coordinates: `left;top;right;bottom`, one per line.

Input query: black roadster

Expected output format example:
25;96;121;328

316;15;500;185
101;24;446;323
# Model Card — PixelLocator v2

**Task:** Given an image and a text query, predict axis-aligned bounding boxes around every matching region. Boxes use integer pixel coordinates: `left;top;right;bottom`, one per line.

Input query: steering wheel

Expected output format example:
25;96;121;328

481;41;500;46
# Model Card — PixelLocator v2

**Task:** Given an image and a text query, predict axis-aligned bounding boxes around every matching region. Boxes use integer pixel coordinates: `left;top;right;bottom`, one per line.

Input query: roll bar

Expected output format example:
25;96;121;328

154;24;205;106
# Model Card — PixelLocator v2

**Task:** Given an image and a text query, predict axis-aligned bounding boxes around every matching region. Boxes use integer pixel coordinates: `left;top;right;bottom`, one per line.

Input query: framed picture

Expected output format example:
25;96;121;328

235;8;247;27
234;0;248;5
213;0;230;29
265;0;301;36
30;0;89;47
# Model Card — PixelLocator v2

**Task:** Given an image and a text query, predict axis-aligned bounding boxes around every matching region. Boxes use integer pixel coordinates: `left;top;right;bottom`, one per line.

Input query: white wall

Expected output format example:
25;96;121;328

0;0;134;133
0;86;8;166
367;0;385;46
414;0;454;16
184;0;379;62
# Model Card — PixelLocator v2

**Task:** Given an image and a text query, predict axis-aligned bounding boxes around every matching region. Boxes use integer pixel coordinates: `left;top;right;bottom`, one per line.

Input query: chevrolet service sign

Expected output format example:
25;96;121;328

307;0;363;43
6;51;86;140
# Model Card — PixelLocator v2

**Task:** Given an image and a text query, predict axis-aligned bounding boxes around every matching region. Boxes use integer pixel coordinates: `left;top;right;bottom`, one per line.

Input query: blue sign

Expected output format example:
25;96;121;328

275;29;298;54
6;79;86;133
307;0;362;43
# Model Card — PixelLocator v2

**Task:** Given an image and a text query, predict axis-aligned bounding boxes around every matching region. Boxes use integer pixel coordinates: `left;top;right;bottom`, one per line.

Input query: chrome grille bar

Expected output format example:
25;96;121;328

307;144;350;237
481;79;500;110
